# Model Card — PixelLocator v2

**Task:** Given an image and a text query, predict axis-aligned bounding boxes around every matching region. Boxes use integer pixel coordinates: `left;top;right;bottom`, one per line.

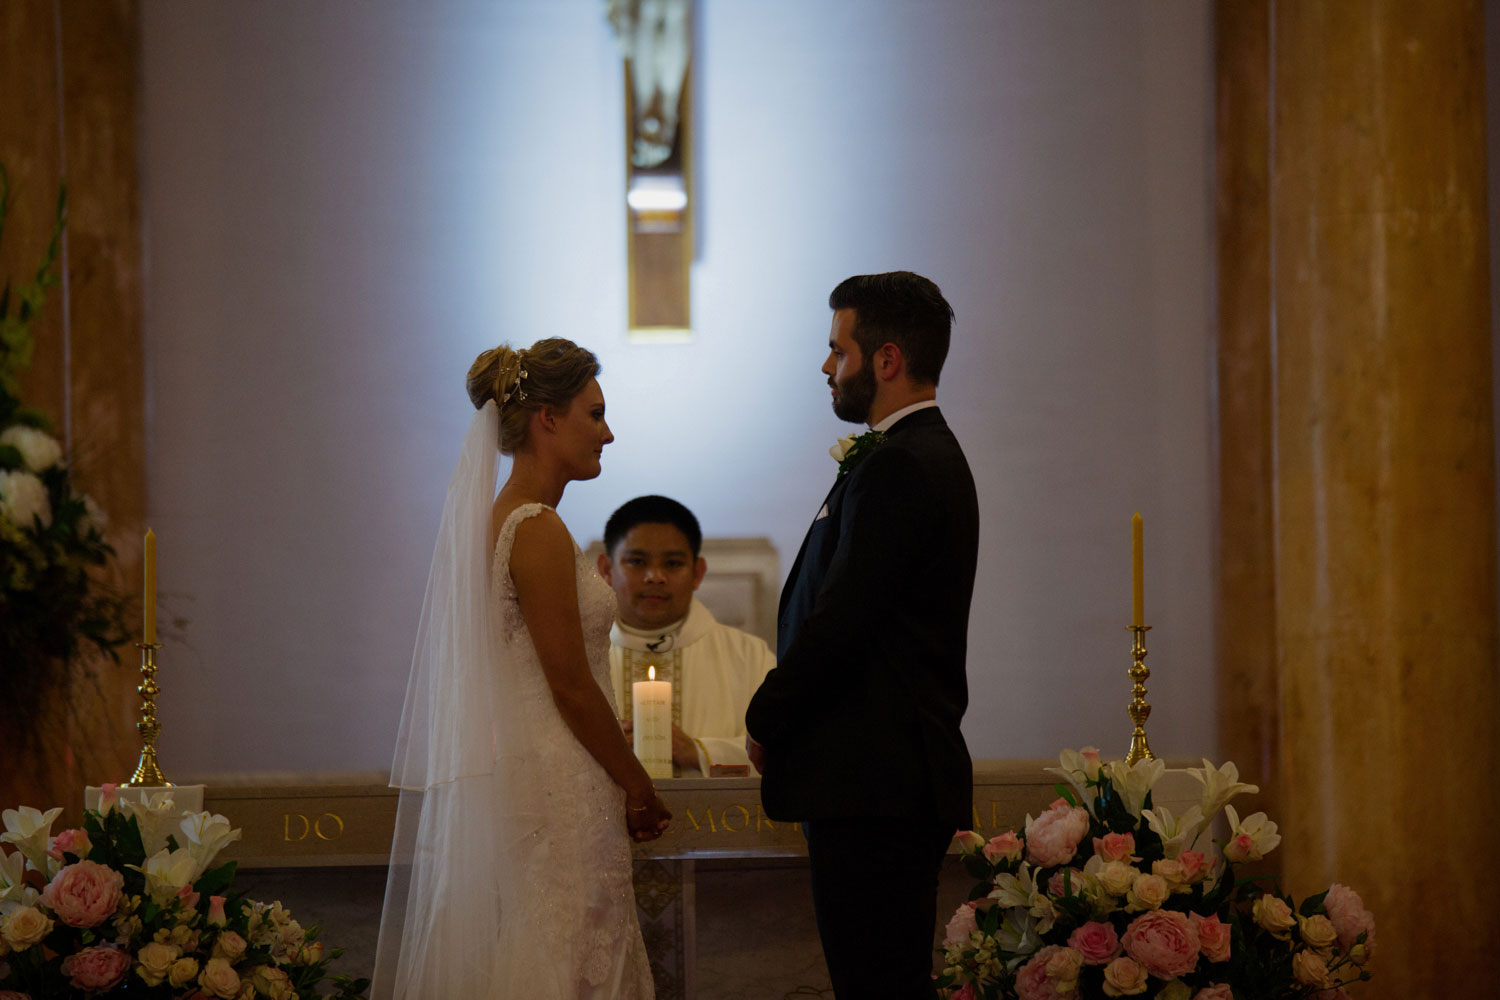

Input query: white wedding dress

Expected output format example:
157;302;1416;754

374;465;655;997
485;503;654;998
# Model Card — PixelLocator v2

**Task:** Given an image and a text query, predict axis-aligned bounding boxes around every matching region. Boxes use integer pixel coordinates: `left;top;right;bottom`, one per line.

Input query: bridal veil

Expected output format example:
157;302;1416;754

373;400;526;998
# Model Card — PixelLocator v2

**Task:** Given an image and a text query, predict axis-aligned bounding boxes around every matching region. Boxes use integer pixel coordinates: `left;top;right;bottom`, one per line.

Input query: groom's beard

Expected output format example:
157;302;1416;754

830;359;876;423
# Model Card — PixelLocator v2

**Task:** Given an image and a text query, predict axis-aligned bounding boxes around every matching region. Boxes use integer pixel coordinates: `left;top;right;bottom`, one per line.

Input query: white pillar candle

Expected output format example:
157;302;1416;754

632;665;673;779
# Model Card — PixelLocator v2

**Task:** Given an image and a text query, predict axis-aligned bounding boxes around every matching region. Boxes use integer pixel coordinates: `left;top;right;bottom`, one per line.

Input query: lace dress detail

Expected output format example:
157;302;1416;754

486;503;654;999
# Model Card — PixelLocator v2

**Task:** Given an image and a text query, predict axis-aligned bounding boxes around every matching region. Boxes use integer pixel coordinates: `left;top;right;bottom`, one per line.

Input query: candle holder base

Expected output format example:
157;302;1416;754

1124;625;1155;765
125;641;171;787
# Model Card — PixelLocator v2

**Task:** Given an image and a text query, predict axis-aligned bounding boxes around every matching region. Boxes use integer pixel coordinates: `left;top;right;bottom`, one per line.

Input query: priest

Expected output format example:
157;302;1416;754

598;495;775;775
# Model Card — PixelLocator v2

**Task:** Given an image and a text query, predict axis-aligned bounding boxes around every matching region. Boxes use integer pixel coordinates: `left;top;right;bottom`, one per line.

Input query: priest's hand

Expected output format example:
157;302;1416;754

745;733;766;774
622;720;701;772
626;786;671;842
671;724;699;770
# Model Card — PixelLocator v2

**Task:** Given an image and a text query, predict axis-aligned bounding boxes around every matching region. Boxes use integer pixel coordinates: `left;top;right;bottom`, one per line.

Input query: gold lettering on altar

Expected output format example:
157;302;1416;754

282;813;346;842
684;806;715;833
755;805;775;832
720;804;750;833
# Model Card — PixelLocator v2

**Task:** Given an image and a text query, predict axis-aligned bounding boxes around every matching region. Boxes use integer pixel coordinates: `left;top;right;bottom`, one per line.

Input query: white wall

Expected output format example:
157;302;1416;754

141;0;1216;777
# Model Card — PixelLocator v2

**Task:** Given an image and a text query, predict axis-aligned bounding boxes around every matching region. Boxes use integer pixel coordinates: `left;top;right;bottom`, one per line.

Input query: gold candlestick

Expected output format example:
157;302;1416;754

126;641;171;787
1124;625;1155;764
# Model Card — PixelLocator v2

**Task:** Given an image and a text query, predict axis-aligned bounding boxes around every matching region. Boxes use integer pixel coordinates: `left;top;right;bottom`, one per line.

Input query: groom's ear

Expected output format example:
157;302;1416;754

874;342;905;382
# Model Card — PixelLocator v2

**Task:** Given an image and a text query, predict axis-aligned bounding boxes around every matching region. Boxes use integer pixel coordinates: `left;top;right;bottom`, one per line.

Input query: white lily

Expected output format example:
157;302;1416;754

129;846;200;905
178;812;242;879
0;846;27;900
987;863;1055;933
1044;747;1103;808
0;806;62;874
122;791;181;857
997;908;1044;960
1142;803;1207;859
1103;758;1165;819
1187;758;1259;819
1224;804;1281;861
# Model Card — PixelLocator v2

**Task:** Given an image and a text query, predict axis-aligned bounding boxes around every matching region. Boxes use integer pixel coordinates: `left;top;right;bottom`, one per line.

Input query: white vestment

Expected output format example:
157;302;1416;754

609;598;775;774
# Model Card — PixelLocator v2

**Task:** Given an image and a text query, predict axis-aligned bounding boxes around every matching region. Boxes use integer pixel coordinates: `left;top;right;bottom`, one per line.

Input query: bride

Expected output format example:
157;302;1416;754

374;338;670;998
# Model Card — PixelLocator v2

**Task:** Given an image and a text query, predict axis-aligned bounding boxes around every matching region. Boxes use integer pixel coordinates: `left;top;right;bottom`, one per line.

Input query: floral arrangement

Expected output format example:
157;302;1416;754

0;787;368;999
937;749;1374;1000
0;163;132;744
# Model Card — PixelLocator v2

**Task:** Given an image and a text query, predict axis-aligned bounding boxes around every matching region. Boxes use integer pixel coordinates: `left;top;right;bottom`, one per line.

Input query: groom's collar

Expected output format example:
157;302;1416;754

870;398;939;433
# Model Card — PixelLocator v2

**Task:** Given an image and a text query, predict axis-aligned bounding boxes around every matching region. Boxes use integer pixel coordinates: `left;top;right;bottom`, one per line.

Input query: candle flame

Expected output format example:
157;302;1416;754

648;665;656;681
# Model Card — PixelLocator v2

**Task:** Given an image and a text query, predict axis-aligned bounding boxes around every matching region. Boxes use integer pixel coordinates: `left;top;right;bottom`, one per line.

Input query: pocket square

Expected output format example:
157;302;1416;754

815;503;830;521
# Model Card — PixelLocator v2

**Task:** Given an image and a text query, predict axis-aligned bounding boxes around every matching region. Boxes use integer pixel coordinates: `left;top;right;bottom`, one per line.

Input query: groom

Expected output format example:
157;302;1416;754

745;271;979;999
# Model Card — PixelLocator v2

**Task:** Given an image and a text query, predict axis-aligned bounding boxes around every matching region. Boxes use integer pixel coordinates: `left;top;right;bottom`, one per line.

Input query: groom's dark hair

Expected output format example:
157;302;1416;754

603;495;703;557
829;271;954;386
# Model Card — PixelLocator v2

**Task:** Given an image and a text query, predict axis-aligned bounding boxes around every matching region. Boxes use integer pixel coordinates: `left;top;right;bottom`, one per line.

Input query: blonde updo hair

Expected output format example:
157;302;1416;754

465;337;602;454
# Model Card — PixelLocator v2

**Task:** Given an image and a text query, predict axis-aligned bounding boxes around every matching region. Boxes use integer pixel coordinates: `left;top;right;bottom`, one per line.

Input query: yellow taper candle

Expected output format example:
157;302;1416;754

1131;512;1144;627
143;528;157;644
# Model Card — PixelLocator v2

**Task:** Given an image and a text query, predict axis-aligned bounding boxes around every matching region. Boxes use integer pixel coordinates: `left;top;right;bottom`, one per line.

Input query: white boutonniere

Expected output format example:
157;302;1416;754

829;430;885;478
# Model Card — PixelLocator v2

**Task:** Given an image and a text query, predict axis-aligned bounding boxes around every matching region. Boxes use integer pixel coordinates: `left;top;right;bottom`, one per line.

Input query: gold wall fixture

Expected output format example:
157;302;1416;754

609;0;693;341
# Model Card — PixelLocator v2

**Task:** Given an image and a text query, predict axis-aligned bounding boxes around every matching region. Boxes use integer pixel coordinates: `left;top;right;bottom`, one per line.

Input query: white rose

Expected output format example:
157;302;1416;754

197;956;241;999
136;941;180;986
80;493;107;536
1;905;54;949
0;425;63;472
829;433;858;462
0;470;51;530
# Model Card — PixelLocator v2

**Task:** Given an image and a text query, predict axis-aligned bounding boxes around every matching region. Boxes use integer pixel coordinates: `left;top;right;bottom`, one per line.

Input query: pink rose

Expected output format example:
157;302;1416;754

952;986;977;1000
40;860;124;928
1176;850;1208;883
953;830;986;853
198;957;241;999
1121;909;1200;979
1093;831;1136;862
1189;912;1231;963
60;945;130;992
1015;946;1082;1000
1025;799;1092;868
97;784;118;814
1102;955;1148;996
1193;986;1234;1000
983;831;1023;863
1048;868;1086;898
943;902;978;945
207;895;228;927
212;930;247;962
1322;883;1375;959
1223;832;1255;863
250;964;295;1000
1293;950;1332;987
177;884;201;910
47;828;92;861
1067;920;1122;964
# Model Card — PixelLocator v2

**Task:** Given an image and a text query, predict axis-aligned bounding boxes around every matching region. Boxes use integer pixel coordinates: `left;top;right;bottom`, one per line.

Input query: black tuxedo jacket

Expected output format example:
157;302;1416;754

746;406;979;827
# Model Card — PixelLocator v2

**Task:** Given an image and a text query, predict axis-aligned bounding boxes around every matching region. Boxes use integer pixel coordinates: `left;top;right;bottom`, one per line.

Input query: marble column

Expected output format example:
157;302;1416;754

1218;2;1499;997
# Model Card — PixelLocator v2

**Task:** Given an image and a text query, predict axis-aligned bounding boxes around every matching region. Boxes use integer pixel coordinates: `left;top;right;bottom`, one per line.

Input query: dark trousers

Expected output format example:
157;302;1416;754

803;817;954;1000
